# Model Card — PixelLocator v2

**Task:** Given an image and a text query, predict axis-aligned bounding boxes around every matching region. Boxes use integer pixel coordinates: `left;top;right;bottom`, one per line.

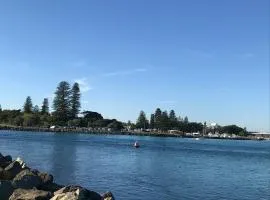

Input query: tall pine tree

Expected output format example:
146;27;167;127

23;96;33;113
161;110;169;130
169;110;176;121
136;110;148;129
149;114;155;129
154;108;162;129
70;82;81;119
53;81;71;124
41;98;49;115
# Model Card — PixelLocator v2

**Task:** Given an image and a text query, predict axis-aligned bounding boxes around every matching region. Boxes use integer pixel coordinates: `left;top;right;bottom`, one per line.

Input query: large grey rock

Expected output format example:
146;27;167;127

1;161;23;180
0;180;14;200
51;185;102;200
9;188;52;200
12;169;42;189
102;191;115;200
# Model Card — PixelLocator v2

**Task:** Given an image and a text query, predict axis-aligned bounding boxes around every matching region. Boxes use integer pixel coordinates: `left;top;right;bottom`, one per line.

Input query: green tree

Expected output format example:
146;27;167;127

82;111;103;122
70;82;81;119
40;114;51;127
107;120;124;130
154;108;162;129
149;114;155;129
0;104;2;112
160;111;169;130
169;110;176;121
184;116;189;123
41;98;49;115
14;115;23;126
169;110;177;128
53;81;71;125
33;105;40;113
23;96;33;113
221;125;245;135
136;110;149;129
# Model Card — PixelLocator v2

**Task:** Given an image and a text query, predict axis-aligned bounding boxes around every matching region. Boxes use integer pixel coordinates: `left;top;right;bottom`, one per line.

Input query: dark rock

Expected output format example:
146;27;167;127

4;155;12;162
52;185;102;200
37;182;63;193
38;172;54;185
9;188;52;200
12;169;42;189
1;161;23;180
0;155;12;168
30;169;40;175
102;191;115;200
0;180;14;200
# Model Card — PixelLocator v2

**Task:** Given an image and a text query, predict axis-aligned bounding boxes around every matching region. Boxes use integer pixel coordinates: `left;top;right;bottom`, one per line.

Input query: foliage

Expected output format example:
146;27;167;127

23;96;33;113
169;110;176;121
136;111;149;129
82;111;103;122
149;114;155;129
107;120;124;130
70;82;81;119
154;108;162;129
33;105;40;113
220;125;246;135
53;81;71;125
41;98;49;115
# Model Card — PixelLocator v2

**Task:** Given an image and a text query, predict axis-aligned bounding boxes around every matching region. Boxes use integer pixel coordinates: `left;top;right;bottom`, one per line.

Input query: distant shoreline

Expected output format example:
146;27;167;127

0;125;268;141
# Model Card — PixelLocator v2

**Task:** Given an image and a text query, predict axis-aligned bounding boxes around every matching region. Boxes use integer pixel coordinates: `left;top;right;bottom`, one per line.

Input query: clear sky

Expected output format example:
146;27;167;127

0;0;269;131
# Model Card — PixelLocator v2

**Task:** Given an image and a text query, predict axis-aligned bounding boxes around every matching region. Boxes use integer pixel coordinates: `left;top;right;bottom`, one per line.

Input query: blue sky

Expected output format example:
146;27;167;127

0;0;269;131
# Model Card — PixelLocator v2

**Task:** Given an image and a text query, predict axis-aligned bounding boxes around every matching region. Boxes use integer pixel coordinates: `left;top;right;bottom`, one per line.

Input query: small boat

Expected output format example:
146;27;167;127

134;141;140;148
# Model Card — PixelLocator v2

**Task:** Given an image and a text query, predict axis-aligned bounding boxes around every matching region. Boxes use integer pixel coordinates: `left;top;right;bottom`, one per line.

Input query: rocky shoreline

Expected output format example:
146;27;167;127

0;153;114;200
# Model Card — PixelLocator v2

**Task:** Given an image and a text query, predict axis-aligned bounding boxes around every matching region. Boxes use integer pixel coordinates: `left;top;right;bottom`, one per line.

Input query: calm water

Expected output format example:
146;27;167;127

0;131;269;200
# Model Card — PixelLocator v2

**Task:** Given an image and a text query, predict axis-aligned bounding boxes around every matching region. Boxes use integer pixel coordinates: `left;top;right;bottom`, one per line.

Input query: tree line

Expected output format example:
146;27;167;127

134;108;203;133
134;108;247;136
0;82;248;135
0;81;123;130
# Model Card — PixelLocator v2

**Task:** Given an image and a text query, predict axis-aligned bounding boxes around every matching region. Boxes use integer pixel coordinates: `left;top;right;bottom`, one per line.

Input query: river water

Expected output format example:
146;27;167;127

0;131;269;200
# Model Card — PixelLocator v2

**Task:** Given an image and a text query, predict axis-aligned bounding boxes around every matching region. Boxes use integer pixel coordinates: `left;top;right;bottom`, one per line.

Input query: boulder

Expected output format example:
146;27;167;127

1;161;23;180
9;188;52;200
51;185;102;200
30;169;40;175
38;182;63;193
38;172;54;185
0;154;12;168
12;169;42;189
15;157;28;169
4;155;12;162
102;191;115;200
0;180;14;200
